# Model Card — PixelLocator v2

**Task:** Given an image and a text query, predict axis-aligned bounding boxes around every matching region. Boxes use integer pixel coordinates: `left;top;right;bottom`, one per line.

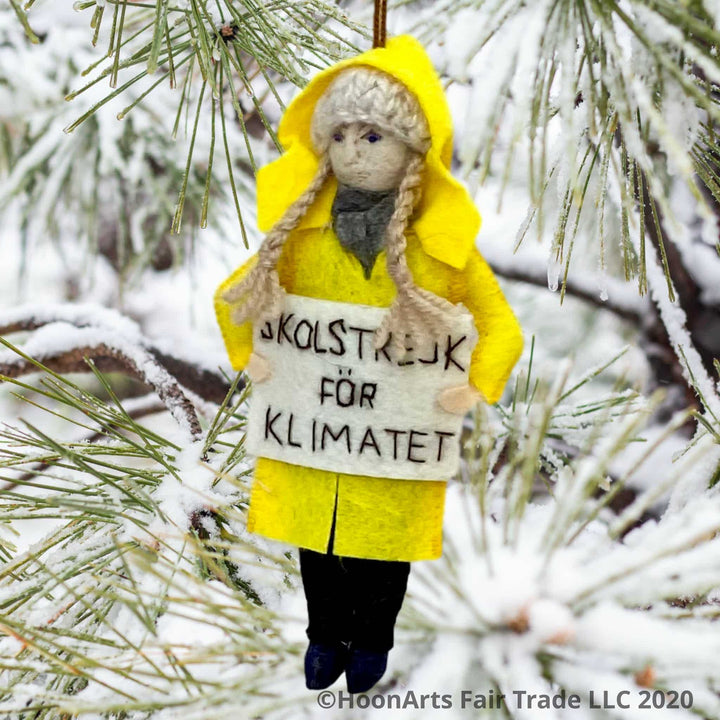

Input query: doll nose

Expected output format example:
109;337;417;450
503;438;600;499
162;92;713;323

347;138;362;161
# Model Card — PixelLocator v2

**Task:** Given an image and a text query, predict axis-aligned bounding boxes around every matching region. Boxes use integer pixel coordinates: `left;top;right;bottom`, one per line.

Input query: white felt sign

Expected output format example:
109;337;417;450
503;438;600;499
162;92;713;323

245;294;478;480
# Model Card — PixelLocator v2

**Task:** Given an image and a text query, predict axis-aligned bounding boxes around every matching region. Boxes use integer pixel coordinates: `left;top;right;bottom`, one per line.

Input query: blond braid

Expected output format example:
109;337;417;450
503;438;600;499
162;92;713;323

375;153;459;351
222;157;332;325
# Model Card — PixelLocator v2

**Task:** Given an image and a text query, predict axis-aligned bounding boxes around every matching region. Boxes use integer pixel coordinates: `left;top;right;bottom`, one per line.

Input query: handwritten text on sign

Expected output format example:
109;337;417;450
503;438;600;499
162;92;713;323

245;294;478;480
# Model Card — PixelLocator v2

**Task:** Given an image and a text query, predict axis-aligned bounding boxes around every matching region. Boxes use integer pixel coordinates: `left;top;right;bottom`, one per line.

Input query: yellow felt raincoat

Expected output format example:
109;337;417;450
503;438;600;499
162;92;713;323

215;36;523;562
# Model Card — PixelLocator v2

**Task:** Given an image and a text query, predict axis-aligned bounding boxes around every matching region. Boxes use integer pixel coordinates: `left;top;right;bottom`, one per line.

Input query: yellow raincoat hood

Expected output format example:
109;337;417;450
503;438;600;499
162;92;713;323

256;35;481;270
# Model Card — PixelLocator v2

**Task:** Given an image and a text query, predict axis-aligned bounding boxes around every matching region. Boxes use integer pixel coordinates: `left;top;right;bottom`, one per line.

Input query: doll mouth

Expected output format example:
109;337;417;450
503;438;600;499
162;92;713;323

343;171;369;180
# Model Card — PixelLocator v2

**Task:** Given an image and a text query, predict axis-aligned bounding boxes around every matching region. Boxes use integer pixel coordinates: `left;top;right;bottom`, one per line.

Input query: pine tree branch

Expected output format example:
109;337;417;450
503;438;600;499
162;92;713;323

0;304;239;440
8;0;39;44
0;305;235;403
0;340;204;440
0;395;166;492
147;348;234;405
489;260;700;420
487;258;647;323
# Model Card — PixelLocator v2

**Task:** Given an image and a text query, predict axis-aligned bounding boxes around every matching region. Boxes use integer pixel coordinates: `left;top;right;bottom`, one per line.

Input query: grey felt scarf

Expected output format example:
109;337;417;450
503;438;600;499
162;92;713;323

331;184;397;279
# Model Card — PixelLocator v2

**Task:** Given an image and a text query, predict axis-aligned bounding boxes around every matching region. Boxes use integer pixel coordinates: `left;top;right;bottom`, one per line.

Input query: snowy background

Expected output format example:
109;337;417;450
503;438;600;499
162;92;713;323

1;1;720;718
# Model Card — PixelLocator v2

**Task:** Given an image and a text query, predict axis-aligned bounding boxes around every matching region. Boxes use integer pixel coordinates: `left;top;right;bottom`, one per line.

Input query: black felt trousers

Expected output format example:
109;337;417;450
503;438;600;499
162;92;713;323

299;547;411;652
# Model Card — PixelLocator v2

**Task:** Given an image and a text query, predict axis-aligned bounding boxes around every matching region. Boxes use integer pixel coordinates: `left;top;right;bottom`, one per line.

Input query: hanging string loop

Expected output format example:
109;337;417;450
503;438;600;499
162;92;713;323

373;0;388;48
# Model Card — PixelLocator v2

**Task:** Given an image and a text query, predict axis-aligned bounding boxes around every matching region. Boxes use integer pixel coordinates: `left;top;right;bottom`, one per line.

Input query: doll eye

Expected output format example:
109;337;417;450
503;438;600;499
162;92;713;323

365;131;382;143
332;132;344;142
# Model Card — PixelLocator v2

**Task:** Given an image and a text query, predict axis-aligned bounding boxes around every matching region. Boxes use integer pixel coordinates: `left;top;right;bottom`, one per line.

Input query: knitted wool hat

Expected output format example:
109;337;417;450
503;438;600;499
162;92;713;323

310;66;431;155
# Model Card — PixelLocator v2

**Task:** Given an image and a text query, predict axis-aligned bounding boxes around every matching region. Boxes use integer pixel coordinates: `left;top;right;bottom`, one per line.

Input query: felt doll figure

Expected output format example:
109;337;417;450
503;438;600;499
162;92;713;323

215;36;523;693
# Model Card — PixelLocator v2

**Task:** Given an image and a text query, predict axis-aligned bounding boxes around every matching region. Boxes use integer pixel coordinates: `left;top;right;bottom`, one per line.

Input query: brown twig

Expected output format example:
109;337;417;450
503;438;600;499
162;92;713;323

487;252;700;422
148;348;234;405
0;341;204;440
0;306;241;441
487;260;646;323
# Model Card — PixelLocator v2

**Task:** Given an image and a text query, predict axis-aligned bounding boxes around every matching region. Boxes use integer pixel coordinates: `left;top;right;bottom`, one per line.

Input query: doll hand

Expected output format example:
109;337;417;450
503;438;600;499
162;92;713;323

437;384;485;415
245;352;272;384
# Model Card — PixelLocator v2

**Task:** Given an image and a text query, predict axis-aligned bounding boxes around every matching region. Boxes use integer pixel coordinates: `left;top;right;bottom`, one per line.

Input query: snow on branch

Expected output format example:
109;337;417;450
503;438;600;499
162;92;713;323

0;304;238;441
481;240;651;322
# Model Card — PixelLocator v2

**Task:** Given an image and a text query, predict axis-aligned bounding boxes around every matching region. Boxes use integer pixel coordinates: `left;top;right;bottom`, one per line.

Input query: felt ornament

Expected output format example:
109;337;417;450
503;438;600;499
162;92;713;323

215;33;523;561
214;32;524;693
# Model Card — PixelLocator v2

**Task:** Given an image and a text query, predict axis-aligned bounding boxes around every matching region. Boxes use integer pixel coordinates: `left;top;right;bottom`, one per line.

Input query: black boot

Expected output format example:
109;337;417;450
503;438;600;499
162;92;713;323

304;642;349;690
345;648;388;693
341;555;410;693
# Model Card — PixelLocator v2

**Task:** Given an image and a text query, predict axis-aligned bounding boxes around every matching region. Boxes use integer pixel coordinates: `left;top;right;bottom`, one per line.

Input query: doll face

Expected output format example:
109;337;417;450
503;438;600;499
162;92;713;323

328;122;411;192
